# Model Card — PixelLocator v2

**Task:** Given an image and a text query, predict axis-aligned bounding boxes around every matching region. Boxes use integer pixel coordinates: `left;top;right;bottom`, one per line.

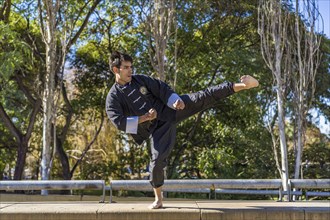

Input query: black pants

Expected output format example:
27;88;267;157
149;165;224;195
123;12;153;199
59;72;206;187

149;82;235;188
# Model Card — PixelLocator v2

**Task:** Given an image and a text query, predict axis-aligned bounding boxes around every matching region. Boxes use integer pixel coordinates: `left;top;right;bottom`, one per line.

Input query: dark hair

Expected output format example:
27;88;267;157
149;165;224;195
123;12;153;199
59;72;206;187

109;51;133;72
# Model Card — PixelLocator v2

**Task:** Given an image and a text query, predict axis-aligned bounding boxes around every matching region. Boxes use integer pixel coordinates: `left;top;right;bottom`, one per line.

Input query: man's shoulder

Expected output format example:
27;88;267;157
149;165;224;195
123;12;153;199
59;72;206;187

108;83;117;93
107;84;120;99
133;74;153;82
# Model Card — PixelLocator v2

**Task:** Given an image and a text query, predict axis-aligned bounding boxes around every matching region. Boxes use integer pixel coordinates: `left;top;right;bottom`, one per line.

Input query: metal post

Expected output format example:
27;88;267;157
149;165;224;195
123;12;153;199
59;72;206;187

278;185;283;201
100;181;105;203
109;183;113;203
287;179;292;201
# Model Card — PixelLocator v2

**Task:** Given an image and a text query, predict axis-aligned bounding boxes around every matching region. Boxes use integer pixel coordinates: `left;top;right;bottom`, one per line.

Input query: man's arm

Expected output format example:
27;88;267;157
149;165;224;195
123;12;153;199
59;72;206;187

233;75;259;92
116;109;157;134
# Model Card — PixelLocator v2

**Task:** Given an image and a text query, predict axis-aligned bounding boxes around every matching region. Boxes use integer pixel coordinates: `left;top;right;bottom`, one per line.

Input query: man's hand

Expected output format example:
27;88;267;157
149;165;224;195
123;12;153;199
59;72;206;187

146;108;157;120
240;75;259;89
173;99;185;110
139;108;157;124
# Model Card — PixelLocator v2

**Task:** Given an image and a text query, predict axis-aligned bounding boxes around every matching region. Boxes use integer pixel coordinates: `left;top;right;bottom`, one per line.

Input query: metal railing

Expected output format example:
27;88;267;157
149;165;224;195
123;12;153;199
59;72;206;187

306;191;330;200
0;180;106;202
1;179;328;203
108;179;330;202
290;179;330;200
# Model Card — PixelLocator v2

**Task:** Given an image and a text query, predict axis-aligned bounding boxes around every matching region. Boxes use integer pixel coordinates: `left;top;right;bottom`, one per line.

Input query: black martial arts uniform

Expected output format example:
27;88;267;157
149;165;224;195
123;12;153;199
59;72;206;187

106;74;235;188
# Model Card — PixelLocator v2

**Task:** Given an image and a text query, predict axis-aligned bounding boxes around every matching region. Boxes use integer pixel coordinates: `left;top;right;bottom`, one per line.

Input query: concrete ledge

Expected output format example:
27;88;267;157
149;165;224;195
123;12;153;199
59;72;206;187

0;199;329;220
197;201;330;220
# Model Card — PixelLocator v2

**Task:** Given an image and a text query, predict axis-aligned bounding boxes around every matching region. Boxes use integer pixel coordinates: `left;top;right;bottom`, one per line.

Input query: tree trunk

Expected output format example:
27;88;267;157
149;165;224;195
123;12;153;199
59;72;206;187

40;43;56;194
148;0;175;81
275;28;289;198
0;97;41;181
293;0;303;181
13;137;28;180
55;83;73;180
56;137;71;194
267;109;282;177
294;116;304;179
56;138;71;180
40;0;58;196
276;83;289;197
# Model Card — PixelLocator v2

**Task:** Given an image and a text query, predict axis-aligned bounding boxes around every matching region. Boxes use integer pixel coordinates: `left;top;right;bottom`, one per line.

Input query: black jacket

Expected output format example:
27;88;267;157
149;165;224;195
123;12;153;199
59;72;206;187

106;74;177;145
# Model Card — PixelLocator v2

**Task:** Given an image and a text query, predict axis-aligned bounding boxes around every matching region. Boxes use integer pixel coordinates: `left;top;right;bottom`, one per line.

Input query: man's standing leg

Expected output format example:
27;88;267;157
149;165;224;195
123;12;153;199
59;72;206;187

148;120;176;209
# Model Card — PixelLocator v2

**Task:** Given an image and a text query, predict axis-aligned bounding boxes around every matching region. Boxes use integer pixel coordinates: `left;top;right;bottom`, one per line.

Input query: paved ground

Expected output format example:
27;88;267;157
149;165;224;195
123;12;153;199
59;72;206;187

0;194;329;220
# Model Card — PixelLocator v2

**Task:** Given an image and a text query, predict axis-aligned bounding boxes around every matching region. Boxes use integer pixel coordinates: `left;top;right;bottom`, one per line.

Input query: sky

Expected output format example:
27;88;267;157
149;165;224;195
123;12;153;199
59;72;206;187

318;0;330;38
316;1;330;136
316;1;329;136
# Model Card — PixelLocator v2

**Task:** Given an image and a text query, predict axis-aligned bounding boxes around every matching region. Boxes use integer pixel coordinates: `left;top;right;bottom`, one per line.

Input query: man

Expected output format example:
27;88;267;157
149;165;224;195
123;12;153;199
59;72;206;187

106;51;259;209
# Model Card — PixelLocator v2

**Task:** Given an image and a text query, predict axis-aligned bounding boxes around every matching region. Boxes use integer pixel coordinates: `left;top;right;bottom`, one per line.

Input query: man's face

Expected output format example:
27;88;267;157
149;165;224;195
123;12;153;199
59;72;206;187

114;61;133;85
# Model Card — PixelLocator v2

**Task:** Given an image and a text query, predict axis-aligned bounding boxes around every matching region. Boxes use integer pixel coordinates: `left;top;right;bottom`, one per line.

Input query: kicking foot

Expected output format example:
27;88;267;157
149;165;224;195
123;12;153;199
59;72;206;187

240;75;259;89
148;201;163;209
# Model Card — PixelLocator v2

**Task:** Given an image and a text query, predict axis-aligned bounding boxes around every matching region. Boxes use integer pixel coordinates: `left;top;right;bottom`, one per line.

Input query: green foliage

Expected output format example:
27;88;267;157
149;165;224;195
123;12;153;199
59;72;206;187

165;0;276;181
0;22;31;78
0;8;45;180
313;36;330;121
0;0;328;190
0;14;43;131
197;147;235;178
302;141;330;179
0;123;16;179
300;125;330;179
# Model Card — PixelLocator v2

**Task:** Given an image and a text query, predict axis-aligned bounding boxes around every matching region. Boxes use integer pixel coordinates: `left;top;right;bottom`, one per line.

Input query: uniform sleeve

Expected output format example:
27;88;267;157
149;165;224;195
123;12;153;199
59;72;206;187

167;93;183;110
106;90;138;134
126;116;138;134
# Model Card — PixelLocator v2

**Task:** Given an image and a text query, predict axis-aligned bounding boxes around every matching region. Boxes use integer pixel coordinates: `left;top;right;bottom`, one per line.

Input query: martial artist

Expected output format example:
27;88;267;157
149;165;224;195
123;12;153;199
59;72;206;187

105;51;259;209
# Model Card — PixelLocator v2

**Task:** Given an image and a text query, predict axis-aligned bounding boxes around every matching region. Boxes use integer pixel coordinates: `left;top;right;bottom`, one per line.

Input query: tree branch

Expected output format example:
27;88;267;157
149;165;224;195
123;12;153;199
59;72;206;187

0;104;22;143
0;0;11;23
66;0;101;50
38;0;47;43
59;82;73;143
70;112;104;177
26;98;42;139
14;73;38;105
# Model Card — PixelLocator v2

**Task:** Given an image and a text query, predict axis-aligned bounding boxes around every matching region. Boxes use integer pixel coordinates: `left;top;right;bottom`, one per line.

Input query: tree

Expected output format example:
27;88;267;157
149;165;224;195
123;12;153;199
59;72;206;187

290;0;322;181
38;0;59;187
0;13;43;180
162;0;275;181
146;0;175;82
37;0;101;190
258;0;290;199
0;97;41;180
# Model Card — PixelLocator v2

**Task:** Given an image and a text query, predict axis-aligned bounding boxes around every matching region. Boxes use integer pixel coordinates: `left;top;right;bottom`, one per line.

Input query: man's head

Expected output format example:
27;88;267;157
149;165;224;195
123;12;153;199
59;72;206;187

109;51;134;85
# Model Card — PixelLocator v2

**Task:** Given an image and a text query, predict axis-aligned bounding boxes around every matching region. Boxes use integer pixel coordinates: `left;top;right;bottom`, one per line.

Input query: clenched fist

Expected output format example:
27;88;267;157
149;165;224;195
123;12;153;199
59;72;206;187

173;99;185;110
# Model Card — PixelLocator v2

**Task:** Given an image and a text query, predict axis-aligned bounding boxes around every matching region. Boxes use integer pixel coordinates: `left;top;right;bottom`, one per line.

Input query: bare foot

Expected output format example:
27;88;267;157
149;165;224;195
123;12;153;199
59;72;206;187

240;75;259;89
148;201;163;209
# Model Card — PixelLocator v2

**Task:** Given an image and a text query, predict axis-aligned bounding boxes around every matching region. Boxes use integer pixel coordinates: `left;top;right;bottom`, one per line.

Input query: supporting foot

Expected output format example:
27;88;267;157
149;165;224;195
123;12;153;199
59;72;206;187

148;201;163;209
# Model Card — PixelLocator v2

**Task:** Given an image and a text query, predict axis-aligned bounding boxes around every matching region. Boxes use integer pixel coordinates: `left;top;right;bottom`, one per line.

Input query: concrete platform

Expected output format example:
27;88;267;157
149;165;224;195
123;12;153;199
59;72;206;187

0;195;329;220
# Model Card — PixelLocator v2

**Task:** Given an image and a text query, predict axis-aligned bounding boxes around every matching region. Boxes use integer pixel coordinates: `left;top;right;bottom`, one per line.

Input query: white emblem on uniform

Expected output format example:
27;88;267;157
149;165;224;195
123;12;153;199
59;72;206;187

140;86;148;95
